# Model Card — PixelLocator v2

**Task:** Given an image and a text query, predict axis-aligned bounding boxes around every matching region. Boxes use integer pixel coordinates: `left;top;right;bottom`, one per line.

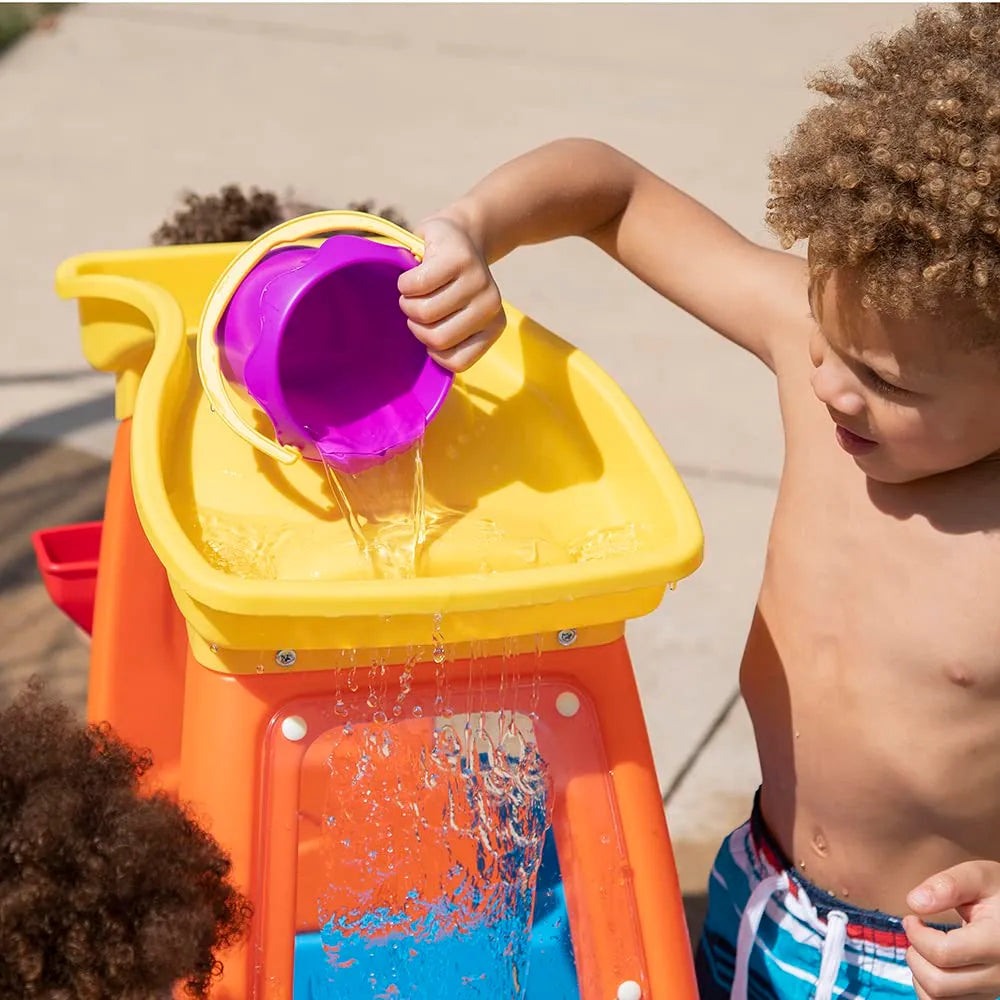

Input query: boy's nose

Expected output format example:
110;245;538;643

811;361;865;416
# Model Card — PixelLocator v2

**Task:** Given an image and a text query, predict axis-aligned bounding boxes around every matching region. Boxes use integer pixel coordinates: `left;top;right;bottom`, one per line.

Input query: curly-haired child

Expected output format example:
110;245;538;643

150;184;408;246
0;680;250;1000
393;5;1000;999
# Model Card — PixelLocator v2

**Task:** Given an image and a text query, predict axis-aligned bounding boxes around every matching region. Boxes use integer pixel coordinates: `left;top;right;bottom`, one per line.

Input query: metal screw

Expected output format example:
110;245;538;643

275;649;297;667
557;629;577;647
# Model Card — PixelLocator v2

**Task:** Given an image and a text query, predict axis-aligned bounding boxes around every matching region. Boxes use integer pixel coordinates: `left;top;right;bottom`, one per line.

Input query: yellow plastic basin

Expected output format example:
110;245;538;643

56;241;703;662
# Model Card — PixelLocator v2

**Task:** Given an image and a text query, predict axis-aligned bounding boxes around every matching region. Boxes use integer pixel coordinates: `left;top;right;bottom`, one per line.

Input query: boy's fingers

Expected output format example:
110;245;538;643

399;272;488;327
406;290;504;353
909;863;1000;916
427;314;507;373
908;945;997;999
905;917;1000;970
397;255;458;297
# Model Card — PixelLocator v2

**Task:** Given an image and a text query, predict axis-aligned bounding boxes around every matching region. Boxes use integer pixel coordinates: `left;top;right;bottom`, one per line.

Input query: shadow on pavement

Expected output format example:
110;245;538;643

0;437;108;712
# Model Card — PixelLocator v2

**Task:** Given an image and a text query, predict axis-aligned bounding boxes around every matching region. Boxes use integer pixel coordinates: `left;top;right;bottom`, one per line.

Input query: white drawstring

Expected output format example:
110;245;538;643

731;871;789;1000
731;874;848;1000
814;909;848;1000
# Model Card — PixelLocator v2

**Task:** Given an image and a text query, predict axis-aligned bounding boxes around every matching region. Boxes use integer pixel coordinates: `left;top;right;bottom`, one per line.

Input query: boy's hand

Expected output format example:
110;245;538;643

397;215;506;373
903;861;1000;1000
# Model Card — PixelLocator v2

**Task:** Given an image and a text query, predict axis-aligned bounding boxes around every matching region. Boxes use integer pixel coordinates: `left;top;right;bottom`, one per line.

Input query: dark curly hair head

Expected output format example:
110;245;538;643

0;680;251;1000
767;4;1000;339
152;185;409;246
151;185;288;245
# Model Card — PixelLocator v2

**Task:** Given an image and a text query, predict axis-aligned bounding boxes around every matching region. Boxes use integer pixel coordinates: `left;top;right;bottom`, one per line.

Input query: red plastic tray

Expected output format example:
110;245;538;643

32;521;103;634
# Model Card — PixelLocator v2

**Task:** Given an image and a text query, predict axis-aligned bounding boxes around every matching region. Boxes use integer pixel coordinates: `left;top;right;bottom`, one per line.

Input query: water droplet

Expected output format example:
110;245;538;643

431;612;446;663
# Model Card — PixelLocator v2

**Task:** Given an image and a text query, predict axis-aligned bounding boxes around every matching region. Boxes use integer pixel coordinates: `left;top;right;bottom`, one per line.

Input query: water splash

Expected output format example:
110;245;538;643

529;635;542;721
394;647;417;718
432;613;449;717
366;651;390;724
196;503;577;584
323;439;428;579
335;665;348;719
316;706;552;1000
568;523;643;563
199;509;281;579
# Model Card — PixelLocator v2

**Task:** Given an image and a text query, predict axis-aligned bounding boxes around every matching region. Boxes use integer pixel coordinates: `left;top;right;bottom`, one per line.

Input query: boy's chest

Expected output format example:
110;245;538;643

764;459;1000;697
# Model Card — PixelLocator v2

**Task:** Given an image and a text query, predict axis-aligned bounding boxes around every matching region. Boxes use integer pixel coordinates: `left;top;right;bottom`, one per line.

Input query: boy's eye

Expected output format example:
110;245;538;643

863;367;906;397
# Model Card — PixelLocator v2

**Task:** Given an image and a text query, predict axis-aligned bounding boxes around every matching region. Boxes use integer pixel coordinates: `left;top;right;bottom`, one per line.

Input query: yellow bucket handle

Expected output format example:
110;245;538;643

196;210;425;466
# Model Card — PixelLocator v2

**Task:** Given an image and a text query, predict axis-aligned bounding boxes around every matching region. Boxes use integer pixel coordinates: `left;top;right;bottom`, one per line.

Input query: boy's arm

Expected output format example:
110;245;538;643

415;138;807;371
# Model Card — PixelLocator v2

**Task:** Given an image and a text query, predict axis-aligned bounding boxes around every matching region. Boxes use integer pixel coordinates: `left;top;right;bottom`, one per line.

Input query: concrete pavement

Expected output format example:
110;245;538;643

0;2;920;918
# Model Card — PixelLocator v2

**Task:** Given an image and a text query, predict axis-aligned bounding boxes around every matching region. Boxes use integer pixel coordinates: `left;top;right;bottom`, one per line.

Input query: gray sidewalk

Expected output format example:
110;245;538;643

0;2;918;909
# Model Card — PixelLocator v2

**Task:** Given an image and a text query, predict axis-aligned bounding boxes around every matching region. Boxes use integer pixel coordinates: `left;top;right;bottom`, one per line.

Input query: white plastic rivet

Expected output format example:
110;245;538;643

281;715;308;742
616;981;642;1000
556;691;580;717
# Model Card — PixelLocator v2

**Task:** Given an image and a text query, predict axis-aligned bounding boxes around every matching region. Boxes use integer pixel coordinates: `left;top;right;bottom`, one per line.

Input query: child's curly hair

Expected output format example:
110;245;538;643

152;185;288;245
0;680;251;1000
152;184;409;245
767;3;1000;330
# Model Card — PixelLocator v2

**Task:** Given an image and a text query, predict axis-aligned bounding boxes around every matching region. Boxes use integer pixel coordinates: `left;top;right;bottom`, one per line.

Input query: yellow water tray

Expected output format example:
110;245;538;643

56;241;703;658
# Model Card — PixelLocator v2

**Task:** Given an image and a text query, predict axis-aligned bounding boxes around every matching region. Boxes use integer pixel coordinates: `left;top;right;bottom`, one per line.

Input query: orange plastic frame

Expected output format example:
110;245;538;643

88;420;697;999
175;643;696;1000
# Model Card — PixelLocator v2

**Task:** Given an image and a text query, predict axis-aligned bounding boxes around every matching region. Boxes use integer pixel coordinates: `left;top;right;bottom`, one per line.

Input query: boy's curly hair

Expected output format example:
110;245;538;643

767;4;1000;329
0;680;251;1000
152;184;409;245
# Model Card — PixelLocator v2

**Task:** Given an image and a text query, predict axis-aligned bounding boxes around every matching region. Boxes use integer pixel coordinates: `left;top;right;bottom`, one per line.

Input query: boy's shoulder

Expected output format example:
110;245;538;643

733;246;812;371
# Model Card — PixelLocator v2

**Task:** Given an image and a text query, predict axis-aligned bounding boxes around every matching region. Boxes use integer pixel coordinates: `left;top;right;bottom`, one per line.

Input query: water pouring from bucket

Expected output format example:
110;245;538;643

197;211;454;576
197;211;453;475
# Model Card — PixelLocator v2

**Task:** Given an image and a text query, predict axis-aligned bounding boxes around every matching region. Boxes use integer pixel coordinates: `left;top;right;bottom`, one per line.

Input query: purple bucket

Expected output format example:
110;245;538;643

216;235;452;474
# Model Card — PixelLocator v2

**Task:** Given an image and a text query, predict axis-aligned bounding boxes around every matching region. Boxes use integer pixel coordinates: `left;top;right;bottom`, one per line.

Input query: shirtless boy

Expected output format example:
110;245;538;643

395;6;1000;998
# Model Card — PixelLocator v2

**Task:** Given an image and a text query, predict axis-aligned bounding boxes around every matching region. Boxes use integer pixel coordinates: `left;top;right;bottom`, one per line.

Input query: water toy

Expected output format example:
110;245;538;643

34;211;704;999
